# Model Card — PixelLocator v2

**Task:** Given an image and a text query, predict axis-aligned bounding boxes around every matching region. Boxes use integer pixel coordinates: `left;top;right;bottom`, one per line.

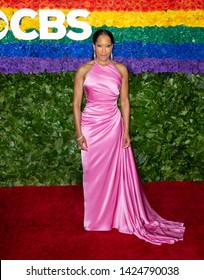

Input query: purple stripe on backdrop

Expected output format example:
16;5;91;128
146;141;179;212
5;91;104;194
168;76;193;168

0;57;204;74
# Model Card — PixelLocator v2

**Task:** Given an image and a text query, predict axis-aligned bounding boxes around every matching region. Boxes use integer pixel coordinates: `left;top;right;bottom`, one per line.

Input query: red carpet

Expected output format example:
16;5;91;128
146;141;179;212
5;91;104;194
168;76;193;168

0;181;203;260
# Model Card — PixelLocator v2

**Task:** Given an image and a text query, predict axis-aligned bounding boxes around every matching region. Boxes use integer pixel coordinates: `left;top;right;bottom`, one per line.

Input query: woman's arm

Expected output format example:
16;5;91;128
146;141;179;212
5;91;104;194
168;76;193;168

73;66;88;151
118;64;131;148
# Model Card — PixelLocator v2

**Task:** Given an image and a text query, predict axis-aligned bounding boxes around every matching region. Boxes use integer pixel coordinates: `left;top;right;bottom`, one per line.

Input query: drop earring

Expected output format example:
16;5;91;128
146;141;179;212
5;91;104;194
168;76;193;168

94;51;96;60
110;52;113;60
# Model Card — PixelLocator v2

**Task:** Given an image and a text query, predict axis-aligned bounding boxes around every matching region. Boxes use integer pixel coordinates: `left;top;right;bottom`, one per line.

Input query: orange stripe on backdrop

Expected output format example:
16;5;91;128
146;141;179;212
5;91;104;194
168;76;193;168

1;0;204;11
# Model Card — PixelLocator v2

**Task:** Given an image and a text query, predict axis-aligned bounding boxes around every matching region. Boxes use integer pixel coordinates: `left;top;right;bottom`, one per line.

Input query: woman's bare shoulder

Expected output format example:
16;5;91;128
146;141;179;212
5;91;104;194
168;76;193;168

112;60;128;77
76;60;94;76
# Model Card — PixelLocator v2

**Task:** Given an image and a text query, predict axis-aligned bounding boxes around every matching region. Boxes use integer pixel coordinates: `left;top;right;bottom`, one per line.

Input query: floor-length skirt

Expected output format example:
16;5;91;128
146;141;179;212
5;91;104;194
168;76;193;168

81;107;185;245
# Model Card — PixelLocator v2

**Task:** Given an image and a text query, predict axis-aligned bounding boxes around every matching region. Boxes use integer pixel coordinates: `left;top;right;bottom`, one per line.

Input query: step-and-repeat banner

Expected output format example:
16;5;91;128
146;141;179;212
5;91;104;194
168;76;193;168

0;0;204;74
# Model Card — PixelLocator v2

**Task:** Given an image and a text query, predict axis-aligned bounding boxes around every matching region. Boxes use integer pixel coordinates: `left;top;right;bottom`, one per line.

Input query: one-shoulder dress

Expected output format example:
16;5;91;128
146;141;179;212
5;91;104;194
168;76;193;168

81;60;185;245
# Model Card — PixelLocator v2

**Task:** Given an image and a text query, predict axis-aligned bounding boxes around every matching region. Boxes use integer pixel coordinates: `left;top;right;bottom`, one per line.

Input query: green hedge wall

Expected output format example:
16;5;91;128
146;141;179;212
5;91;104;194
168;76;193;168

0;72;203;186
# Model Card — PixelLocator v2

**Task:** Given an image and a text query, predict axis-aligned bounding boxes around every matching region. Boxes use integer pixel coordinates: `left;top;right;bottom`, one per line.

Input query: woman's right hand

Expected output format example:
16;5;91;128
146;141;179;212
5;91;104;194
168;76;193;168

77;135;88;151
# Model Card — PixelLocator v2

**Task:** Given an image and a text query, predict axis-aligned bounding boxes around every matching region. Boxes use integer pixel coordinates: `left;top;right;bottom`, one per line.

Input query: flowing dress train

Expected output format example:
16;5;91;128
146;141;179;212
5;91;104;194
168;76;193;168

81;60;185;245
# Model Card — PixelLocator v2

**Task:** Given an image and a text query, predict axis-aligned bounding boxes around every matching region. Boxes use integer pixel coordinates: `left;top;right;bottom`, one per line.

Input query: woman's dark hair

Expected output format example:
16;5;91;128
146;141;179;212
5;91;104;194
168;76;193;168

92;29;114;45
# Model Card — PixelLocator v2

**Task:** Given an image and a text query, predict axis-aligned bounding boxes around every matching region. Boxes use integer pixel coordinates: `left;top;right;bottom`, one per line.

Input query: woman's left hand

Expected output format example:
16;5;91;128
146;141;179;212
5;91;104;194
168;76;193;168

123;132;131;148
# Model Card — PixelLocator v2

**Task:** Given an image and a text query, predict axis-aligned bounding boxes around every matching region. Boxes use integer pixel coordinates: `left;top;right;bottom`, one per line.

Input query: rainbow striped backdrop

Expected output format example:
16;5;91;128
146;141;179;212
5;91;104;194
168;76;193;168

0;0;204;74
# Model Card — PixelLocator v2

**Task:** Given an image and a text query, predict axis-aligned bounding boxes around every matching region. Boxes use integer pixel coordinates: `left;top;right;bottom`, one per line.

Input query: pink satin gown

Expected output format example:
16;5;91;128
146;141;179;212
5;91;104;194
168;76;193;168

81;60;185;245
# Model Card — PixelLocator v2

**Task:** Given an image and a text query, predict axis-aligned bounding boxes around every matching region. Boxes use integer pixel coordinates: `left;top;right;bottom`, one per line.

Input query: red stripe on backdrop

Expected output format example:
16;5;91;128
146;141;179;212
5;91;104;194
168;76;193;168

1;0;204;11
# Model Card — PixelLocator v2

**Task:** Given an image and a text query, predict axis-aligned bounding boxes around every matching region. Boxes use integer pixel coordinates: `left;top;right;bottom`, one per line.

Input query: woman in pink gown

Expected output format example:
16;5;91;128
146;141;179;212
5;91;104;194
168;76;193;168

73;29;185;245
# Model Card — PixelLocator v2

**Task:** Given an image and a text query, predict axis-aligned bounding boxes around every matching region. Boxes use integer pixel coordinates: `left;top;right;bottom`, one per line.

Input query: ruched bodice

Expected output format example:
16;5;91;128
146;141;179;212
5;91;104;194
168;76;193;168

80;60;185;245
84;60;121;105
82;61;121;126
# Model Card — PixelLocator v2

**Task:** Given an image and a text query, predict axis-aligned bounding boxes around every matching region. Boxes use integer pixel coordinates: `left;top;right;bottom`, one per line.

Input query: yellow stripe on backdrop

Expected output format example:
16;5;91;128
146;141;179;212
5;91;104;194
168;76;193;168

1;8;204;32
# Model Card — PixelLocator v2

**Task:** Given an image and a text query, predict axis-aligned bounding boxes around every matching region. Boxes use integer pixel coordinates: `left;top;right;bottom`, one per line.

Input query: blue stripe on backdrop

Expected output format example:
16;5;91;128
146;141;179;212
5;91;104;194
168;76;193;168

0;42;204;60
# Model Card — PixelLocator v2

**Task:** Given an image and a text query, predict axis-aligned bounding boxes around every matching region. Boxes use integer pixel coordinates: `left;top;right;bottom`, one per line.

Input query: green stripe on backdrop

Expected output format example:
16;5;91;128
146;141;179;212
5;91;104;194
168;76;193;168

0;72;203;187
1;26;204;44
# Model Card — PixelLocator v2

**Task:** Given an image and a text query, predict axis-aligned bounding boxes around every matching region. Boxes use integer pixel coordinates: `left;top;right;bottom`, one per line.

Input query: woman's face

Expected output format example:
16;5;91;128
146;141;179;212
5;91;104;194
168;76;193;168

93;34;113;63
